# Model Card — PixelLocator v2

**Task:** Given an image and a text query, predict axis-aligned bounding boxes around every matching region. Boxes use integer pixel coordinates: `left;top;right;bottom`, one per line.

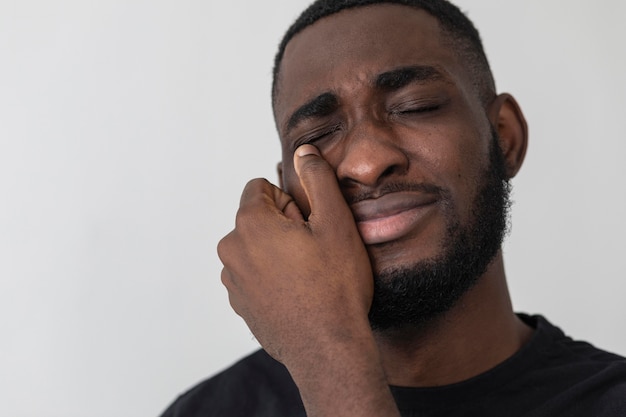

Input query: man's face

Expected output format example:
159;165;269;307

275;5;498;278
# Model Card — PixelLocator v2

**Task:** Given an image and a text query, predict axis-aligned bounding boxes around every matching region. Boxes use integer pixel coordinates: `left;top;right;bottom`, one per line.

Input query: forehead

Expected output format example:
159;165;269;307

275;4;463;130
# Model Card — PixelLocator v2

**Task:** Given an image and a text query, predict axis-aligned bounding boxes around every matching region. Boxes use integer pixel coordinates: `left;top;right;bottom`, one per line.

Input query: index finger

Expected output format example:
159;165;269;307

239;178;303;221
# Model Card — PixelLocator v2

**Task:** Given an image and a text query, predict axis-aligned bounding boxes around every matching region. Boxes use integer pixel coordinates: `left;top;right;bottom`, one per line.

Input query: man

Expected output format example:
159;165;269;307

161;0;626;416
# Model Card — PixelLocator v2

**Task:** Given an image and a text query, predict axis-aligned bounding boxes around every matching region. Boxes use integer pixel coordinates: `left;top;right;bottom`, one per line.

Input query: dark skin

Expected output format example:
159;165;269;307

218;5;530;417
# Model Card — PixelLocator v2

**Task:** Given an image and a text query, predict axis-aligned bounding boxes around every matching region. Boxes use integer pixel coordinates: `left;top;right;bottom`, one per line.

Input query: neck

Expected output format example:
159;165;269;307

373;252;533;387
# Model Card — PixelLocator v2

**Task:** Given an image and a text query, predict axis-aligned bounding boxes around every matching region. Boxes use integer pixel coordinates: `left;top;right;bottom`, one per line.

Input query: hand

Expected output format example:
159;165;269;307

217;144;374;365
218;145;400;417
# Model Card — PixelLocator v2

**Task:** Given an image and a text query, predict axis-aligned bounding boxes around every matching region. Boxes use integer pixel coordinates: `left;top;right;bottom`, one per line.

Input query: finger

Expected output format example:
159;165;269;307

239;178;275;207
239;178;303;221
293;144;355;228
282;199;304;221
273;187;303;221
217;231;236;270
220;266;234;289
221;267;244;318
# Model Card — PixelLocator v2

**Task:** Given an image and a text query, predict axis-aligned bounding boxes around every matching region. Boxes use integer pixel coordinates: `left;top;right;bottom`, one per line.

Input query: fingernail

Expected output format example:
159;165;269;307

295;144;320;157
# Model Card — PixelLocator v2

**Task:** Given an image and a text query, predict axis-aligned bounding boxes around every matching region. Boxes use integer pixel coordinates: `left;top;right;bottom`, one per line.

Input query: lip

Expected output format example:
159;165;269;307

350;192;438;245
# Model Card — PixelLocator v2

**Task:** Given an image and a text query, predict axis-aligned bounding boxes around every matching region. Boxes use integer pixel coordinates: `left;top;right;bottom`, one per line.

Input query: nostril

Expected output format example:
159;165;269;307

381;165;399;179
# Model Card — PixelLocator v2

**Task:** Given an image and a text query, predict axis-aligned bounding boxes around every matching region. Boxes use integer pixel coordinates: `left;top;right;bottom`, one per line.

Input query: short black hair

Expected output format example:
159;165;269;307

272;0;496;110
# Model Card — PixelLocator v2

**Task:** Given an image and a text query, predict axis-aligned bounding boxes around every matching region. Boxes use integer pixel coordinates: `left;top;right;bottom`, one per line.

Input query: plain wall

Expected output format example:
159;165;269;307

1;1;624;416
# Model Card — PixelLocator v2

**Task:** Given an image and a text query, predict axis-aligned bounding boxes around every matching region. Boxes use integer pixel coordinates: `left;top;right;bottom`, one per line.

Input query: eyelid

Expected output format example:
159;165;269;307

388;97;445;114
292;123;342;150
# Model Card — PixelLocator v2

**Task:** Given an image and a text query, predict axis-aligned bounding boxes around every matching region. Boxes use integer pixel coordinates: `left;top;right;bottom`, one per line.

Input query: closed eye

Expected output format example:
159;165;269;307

388;93;450;117
390;99;443;116
395;104;441;115
294;124;342;150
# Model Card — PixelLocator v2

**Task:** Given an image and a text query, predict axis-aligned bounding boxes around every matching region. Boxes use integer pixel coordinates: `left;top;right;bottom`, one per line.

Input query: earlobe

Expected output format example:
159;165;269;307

488;94;528;179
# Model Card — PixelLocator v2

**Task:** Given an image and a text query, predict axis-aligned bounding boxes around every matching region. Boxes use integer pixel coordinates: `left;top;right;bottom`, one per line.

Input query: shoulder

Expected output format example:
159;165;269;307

528;314;626;370
160;349;304;417
520;314;626;416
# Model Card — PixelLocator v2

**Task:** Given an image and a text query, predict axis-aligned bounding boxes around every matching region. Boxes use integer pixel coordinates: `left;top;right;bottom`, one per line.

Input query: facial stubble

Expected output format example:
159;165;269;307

368;129;511;331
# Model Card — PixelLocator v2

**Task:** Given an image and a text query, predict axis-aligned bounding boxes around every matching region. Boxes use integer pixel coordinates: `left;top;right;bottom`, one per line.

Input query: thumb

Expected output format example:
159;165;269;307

294;144;355;228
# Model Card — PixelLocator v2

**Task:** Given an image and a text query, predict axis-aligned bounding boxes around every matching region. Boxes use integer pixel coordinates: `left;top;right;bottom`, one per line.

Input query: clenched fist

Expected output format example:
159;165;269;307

217;144;373;366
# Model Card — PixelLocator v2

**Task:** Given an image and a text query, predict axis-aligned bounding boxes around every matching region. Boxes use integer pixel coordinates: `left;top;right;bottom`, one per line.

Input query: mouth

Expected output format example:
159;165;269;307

350;192;439;245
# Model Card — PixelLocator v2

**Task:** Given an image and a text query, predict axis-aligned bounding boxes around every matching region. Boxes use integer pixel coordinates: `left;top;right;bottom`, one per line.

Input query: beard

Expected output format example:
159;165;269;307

368;129;511;331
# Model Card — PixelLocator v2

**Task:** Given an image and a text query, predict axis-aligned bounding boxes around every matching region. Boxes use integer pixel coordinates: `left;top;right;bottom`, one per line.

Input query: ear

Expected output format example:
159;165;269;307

487;93;528;178
276;161;284;189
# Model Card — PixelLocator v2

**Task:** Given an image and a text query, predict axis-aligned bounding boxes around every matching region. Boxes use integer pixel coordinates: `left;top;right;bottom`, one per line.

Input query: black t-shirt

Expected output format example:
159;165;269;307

161;315;626;416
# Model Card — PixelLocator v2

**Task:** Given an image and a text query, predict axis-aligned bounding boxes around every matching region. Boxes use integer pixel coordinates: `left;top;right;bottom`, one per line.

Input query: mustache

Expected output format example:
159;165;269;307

343;182;446;206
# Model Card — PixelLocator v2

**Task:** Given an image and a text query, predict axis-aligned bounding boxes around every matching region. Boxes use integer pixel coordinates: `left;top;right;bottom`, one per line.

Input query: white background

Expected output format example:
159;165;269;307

1;1;625;416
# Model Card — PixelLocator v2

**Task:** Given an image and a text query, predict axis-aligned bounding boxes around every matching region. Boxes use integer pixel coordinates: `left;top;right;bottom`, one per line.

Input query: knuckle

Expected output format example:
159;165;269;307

220;268;228;285
243;177;267;191
220;268;241;296
216;238;226;259
217;232;234;263
234;205;255;230
241;178;271;204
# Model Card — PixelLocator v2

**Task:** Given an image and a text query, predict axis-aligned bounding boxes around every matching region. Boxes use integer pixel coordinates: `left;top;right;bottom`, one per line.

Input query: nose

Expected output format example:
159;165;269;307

335;119;409;188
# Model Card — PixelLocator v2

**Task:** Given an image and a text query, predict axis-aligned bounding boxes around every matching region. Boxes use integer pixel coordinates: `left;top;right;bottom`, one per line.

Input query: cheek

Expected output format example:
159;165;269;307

398;123;471;182
406;123;488;217
445;130;491;220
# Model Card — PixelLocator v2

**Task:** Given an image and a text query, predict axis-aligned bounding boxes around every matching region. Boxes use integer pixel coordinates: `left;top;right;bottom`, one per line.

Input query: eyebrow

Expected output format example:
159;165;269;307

285;92;339;135
375;65;445;91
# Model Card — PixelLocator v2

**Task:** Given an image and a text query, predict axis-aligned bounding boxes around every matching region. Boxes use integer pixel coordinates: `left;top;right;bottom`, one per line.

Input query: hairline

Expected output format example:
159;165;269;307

271;2;496;116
